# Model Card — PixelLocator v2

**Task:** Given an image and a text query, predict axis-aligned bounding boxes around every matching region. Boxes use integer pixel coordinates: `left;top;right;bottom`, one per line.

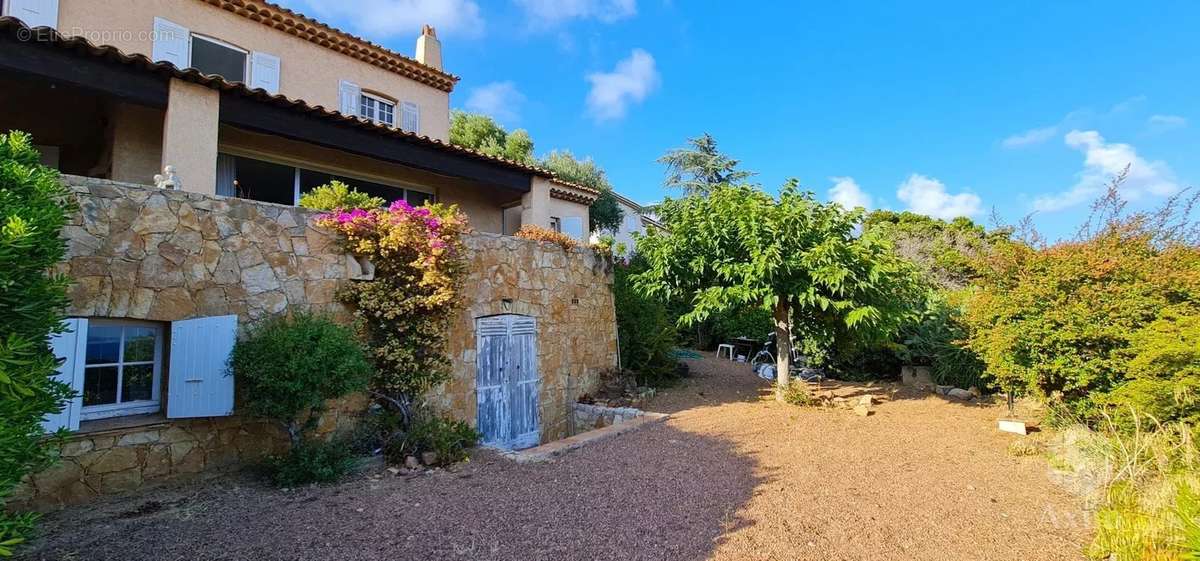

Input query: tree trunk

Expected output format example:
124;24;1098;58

774;298;792;401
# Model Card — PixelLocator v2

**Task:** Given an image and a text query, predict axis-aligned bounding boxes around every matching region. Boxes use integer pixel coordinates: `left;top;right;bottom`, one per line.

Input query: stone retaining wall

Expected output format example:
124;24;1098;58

569;403;646;435
16;176;616;509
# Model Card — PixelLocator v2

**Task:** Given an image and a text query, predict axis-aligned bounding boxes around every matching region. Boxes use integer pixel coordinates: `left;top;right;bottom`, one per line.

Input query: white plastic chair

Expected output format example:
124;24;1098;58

716;344;735;361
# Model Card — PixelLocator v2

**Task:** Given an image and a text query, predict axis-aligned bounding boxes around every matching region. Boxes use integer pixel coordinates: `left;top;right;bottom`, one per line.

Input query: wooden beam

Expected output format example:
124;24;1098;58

0;34;168;107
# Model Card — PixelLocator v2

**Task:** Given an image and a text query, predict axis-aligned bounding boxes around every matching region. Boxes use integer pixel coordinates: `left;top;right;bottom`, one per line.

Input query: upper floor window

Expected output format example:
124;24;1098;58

152;17;280;94
359;92;395;127
190;35;248;82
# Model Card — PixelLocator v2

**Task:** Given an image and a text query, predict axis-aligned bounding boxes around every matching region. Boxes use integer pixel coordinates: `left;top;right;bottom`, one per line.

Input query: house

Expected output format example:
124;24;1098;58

0;0;595;236
0;1;617;508
590;190;665;254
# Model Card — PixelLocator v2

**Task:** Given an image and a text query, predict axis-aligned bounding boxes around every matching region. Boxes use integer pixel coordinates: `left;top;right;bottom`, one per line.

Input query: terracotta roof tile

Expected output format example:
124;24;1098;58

200;0;459;92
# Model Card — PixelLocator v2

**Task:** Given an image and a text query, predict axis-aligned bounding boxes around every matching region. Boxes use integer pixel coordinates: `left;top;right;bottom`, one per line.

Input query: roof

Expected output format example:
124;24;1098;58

200;0;459;92
0;17;598;195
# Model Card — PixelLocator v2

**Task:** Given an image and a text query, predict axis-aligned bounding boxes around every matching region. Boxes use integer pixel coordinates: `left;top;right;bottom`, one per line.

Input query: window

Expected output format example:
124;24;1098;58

81;321;163;421
550;217;562;233
359;92;395;126
190;35;247;82
216;153;434;208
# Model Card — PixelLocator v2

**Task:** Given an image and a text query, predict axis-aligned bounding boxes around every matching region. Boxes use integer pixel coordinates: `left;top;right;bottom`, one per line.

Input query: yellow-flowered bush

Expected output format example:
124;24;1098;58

317;200;469;413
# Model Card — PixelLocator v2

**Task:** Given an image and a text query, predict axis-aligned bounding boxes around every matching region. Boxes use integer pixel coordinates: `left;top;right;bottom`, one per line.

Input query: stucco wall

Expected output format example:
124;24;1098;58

21;176;615;507
55;0;450;140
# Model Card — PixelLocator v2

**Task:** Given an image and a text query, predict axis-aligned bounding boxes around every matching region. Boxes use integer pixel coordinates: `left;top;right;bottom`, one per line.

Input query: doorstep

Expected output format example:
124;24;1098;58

505;412;670;464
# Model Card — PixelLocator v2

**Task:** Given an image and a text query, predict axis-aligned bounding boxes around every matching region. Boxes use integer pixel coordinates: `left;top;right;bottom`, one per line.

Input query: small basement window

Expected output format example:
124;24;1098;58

359;92;396;127
190;35;248;82
81;321;164;421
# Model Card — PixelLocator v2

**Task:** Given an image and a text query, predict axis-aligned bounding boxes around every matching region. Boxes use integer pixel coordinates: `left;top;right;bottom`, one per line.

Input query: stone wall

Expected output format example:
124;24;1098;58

18;176;616;508
569;403;645;436
435;234;619;442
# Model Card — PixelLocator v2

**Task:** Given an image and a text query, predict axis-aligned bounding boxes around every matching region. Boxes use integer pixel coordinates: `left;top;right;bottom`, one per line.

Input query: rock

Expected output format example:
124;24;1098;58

900;365;933;387
386;467;401;476
421;451;439;466
404;456;421;470
856;395;875;407
853;405;872;417
935;385;954;396
968;386;982;398
947;388;974;401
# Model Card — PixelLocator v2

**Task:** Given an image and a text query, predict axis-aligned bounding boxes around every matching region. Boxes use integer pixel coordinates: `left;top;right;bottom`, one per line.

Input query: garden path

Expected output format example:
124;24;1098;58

20;353;1087;561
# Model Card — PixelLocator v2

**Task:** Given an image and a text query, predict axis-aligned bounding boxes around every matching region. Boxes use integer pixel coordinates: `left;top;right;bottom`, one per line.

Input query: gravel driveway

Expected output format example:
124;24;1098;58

20;354;1087;561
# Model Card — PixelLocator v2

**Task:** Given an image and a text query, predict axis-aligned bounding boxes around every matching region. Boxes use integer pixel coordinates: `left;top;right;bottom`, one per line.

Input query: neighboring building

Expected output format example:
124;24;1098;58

590;191;665;255
0;3;616;508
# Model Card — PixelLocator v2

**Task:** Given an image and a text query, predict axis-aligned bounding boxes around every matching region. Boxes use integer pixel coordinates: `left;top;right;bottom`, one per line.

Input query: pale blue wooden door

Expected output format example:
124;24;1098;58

507;317;540;448
475;316;510;447
167;315;237;418
475;315;539;449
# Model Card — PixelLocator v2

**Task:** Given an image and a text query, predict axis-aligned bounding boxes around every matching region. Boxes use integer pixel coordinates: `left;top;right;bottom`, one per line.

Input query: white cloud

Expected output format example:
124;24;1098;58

999;96;1147;149
896;174;982;219
828;176;872;210
286;0;485;38
1146;114;1188;135
1033;130;1179;212
514;0;636;27
464;81;525;124
1002;126;1058;148
585;49;660;122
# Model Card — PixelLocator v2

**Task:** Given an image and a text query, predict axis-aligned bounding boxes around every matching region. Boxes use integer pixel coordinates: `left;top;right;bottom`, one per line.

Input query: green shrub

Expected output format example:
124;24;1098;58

0;131;75;556
230;313;373;447
265;439;358;487
298;180;385;211
384;415;478;466
963;188;1200;422
614;255;679;387
781;381;819;406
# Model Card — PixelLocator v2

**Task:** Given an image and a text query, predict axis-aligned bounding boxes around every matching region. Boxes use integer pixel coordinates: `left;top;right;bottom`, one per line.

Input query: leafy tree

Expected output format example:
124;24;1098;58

0;131;74;556
540;150;624;234
634;182;922;399
657;133;755;197
448;110;535;163
298;180;385;211
862;210;1006;290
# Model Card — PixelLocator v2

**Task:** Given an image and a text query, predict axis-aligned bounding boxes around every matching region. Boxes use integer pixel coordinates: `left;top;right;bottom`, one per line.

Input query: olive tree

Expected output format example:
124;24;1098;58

633;181;921;399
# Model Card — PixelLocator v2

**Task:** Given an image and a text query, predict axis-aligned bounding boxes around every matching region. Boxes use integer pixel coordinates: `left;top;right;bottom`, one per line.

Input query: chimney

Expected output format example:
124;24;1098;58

415;24;442;71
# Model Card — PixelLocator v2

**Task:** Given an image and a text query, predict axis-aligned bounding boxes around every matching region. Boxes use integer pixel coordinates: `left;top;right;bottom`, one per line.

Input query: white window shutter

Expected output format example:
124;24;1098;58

152;17;191;68
167;315;237;419
401;102;420;133
339;80;361;117
249;51;281;95
561;216;585;241
3;0;59;29
43;318;87;433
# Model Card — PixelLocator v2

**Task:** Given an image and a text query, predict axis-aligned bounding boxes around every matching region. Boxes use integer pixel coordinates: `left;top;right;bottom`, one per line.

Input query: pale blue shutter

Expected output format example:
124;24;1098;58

339;80;361;117
167;315;237;418
43;318;87;432
250;51;281;94
508;317;540;449
152;17;190;68
561;216;585;242
400;102;420;133
475;316;509;447
4;0;59;29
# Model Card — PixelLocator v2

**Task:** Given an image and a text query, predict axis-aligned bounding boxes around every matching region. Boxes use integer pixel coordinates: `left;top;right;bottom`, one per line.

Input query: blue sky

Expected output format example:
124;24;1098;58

279;0;1198;240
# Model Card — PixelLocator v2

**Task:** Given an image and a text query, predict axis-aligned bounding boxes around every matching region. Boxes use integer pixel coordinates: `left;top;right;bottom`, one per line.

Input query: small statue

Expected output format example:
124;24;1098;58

153;165;182;190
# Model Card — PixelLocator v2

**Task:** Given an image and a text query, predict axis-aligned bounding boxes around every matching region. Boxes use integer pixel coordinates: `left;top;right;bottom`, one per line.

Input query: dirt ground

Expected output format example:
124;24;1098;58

19;354;1089;561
